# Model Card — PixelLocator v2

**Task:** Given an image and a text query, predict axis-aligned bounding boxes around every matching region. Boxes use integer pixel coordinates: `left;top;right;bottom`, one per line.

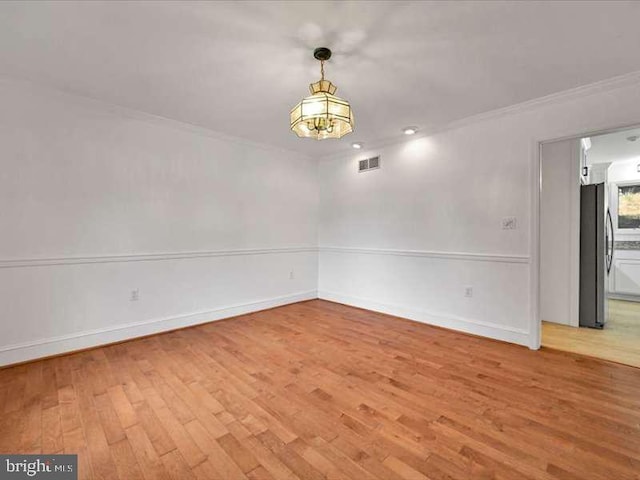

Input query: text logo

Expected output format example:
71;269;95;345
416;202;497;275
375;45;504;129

0;456;77;480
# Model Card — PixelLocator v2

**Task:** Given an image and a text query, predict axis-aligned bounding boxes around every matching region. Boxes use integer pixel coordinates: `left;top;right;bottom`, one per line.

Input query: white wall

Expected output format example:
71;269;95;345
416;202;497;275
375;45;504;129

608;158;640;183
540;139;580;326
0;80;318;365
5;76;640;363
318;76;640;348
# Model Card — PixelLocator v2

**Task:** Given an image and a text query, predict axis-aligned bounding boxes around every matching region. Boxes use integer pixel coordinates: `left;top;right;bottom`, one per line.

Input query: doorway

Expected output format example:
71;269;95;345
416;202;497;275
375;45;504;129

540;126;640;367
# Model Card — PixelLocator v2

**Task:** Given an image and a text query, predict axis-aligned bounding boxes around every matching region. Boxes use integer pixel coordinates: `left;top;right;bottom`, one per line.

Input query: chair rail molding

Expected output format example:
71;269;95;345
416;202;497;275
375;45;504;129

0;246;318;269
319;246;530;264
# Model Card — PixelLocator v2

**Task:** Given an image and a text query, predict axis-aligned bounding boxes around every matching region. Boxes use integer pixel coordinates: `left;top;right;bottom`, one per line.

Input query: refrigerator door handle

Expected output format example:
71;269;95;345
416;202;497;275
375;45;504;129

606;208;614;275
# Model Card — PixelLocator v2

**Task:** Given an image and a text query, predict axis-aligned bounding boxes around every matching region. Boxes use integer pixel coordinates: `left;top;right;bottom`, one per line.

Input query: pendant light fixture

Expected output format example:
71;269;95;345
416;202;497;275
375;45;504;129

290;47;354;140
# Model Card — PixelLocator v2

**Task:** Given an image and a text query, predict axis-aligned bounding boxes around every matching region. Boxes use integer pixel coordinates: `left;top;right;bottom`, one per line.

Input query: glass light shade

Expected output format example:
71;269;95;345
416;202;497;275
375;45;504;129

290;79;354;140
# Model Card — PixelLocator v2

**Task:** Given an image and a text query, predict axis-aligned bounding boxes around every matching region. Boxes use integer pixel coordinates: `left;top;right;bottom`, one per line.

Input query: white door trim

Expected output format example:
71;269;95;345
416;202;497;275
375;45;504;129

531;121;640;350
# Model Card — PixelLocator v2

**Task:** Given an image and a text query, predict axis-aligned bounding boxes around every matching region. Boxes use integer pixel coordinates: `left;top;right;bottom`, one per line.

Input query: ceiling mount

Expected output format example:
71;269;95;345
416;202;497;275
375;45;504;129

313;47;332;61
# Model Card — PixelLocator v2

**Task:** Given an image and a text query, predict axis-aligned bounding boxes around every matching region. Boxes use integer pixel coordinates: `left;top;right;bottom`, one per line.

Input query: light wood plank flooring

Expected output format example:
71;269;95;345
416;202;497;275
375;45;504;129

2;299;640;480
542;298;640;368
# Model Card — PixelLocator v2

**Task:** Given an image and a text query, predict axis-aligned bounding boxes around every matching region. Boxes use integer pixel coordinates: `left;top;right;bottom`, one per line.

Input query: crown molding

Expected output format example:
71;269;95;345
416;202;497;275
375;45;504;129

319;69;640;161
4;67;640;163
0;76;313;160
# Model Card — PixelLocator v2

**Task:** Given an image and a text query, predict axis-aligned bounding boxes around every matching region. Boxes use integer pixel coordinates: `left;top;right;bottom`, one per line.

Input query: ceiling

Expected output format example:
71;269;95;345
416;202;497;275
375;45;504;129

1;1;640;156
588;128;640;165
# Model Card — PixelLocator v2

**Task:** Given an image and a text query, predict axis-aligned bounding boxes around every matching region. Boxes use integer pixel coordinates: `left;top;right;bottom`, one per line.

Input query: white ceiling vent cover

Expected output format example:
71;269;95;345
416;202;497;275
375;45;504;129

358;156;381;172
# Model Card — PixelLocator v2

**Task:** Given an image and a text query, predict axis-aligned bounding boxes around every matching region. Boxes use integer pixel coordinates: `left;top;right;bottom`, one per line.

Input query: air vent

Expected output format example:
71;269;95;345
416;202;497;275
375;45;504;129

358;156;381;173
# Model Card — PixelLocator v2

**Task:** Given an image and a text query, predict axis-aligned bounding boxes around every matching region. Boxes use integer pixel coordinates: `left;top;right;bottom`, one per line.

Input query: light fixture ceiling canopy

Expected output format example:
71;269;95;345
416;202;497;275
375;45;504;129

290;47;354;140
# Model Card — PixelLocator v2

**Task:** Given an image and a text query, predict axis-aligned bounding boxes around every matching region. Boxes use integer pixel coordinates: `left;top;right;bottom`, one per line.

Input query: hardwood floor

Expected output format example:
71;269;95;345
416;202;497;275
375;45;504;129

2;299;640;480
542;299;640;368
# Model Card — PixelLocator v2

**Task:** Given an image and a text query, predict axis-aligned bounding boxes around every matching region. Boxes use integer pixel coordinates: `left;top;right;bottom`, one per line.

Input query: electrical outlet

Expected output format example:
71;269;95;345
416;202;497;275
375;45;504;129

464;286;473;298
289;271;295;280
502;217;517;230
130;289;139;301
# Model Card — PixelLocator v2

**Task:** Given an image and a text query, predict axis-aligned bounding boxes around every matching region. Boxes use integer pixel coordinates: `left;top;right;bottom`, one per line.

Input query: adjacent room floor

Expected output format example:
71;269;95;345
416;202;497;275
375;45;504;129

2;300;639;480
542;299;640;368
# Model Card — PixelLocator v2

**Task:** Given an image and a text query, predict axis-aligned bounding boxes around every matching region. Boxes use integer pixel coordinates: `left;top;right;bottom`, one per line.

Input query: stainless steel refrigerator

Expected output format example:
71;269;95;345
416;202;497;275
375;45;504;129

579;183;614;328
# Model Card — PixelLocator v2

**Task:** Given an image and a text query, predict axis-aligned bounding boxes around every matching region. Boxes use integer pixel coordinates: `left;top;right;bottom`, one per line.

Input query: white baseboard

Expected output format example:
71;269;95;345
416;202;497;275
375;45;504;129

318;290;531;347
0;290;317;367
608;293;640;303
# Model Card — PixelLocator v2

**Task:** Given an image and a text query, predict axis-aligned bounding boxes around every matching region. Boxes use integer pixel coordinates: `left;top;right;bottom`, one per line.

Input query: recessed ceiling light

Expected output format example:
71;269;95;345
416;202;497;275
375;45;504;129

403;126;418;135
351;142;363;149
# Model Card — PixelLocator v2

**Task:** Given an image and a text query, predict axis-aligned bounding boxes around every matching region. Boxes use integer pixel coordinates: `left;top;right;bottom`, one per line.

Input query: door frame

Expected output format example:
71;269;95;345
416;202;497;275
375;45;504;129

531;121;640;350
